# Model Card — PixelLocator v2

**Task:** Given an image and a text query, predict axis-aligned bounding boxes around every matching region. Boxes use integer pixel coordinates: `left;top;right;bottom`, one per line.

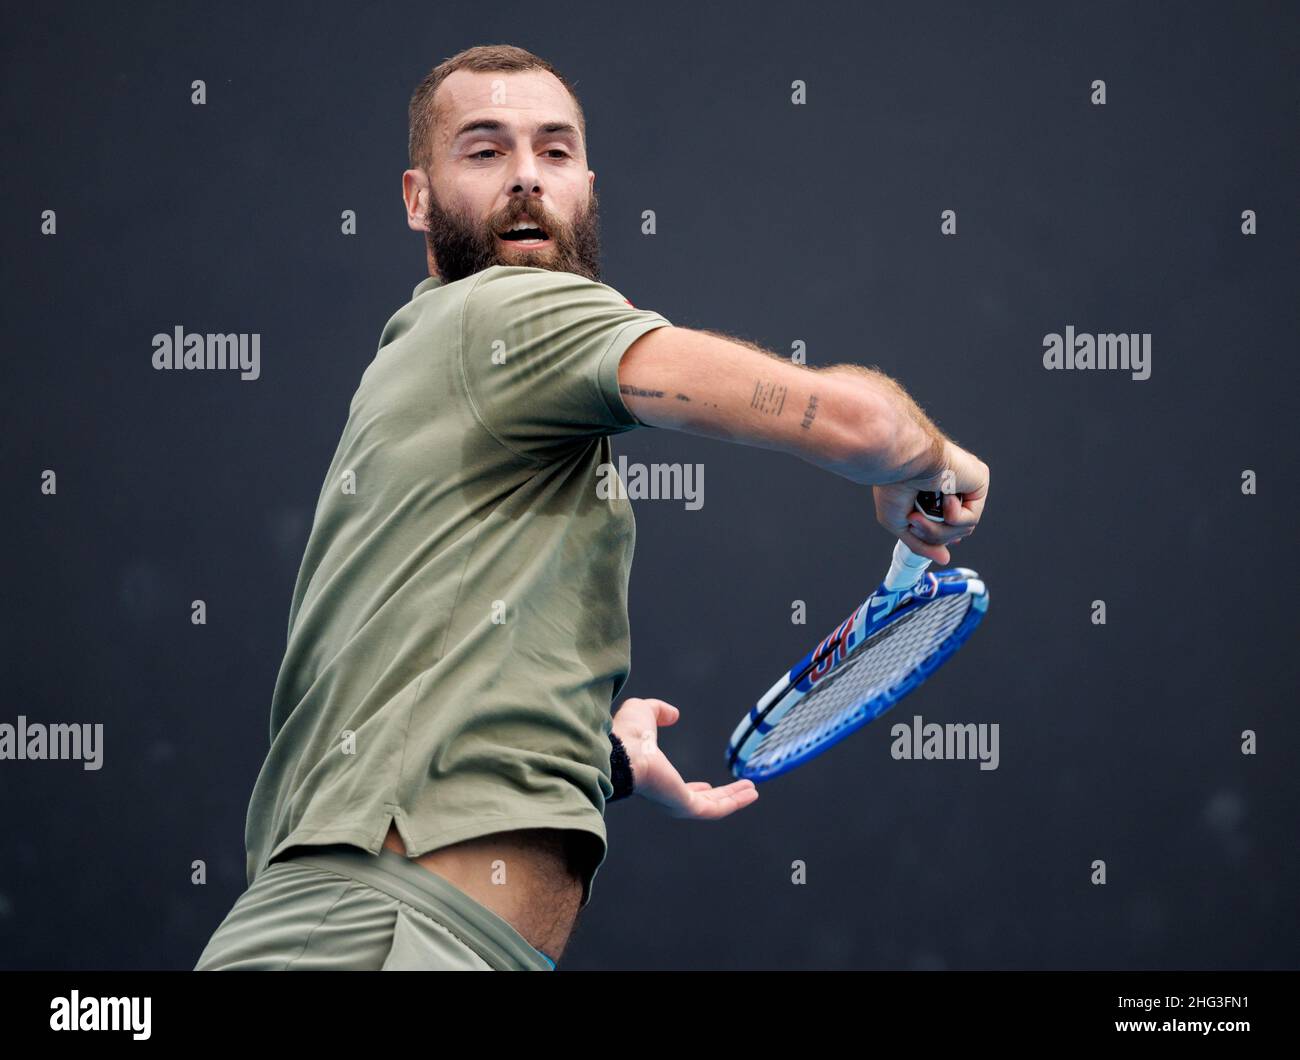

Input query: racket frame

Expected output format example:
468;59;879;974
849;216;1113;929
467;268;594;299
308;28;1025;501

726;566;988;781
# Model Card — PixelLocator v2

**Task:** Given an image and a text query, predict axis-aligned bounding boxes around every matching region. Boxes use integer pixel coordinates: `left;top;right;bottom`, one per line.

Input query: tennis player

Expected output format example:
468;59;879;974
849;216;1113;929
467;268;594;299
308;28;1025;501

195;44;988;972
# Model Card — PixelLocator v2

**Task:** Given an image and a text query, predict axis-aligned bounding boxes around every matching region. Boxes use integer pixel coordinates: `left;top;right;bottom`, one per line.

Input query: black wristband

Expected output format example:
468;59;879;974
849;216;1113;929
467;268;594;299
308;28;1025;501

608;732;635;801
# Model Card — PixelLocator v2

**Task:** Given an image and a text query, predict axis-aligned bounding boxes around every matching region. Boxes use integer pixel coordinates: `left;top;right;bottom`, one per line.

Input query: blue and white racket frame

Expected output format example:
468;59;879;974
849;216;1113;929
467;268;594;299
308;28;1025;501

725;495;989;782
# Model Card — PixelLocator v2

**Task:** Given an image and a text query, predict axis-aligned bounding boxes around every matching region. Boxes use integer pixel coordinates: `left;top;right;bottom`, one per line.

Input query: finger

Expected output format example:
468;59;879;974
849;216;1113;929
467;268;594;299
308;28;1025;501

906;512;944;542
909;513;971;546
940;498;980;530
907;514;965;547
958;470;988;509
941;491;963;522
694;779;755;795
900;527;950;565
685;782;759;819
687;780;755;800
932;524;974;545
910;506;971;534
630;697;680;728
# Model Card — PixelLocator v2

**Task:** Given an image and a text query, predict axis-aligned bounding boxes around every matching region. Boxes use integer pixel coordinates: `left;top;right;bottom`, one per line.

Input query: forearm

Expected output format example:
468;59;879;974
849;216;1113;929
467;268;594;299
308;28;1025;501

619;326;950;487
699;334;949;484
812;363;948;485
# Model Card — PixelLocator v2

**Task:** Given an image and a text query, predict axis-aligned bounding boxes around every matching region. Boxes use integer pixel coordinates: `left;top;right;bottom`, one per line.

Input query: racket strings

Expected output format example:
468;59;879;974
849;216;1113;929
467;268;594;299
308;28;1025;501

751;593;973;769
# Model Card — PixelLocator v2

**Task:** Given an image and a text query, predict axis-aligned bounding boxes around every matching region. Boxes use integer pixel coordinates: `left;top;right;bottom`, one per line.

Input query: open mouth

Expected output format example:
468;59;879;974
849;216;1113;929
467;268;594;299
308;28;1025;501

497;223;551;246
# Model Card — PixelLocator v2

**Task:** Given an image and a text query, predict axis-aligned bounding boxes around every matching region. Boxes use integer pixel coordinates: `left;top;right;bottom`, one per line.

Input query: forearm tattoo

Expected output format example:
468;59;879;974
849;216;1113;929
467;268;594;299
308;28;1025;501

621;385;711;407
800;394;818;429
750;379;787;416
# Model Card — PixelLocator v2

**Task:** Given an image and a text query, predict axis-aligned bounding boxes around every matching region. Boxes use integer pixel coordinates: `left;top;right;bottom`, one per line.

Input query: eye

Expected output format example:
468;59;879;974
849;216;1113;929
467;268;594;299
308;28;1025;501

545;149;569;159
470;149;500;160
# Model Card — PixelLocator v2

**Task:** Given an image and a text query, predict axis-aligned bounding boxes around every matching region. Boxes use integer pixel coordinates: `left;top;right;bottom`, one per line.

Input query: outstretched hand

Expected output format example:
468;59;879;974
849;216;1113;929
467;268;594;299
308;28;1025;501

611;697;759;819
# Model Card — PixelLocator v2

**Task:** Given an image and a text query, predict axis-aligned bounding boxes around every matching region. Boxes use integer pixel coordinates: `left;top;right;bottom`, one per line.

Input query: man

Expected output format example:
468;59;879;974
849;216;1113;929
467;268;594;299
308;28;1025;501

196;44;989;972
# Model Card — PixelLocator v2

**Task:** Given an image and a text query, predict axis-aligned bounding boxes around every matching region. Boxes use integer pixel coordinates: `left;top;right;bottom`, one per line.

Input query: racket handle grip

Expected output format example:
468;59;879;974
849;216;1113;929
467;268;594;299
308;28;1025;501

884;539;932;590
915;490;945;520
883;490;960;589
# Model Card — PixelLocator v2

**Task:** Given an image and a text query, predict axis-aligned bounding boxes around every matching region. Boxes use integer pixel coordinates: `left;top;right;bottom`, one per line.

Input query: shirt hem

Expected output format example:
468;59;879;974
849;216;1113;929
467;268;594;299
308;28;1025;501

262;812;608;909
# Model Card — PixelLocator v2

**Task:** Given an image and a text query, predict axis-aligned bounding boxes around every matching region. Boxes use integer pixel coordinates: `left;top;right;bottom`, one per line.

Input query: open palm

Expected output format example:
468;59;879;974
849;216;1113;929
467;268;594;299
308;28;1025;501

611;697;759;819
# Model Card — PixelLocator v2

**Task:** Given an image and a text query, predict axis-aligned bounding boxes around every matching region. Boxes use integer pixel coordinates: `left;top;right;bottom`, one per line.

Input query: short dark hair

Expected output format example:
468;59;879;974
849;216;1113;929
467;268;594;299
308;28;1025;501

408;44;587;171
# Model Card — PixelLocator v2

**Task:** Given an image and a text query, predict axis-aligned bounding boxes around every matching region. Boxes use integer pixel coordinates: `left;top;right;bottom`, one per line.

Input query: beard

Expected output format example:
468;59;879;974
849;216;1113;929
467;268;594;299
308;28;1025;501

423;182;602;285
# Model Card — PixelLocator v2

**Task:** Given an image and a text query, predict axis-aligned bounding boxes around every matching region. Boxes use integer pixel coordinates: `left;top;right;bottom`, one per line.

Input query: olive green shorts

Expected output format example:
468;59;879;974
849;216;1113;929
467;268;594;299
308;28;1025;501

194;845;556;971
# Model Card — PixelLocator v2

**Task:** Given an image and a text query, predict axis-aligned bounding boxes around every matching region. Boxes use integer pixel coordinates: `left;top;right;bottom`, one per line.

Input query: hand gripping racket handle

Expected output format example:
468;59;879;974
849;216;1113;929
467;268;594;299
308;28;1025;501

882;490;952;591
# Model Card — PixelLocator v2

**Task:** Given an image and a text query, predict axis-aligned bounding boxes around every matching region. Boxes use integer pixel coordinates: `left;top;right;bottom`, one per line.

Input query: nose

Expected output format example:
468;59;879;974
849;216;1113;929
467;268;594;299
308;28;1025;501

506;152;543;199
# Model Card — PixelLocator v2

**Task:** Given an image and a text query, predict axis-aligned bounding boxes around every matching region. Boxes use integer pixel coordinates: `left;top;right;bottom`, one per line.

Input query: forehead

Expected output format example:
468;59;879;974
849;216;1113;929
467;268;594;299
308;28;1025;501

434;68;579;141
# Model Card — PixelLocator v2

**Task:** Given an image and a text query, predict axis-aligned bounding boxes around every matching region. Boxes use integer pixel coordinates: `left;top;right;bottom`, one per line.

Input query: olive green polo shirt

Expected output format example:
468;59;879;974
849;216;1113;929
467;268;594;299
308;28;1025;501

243;265;673;908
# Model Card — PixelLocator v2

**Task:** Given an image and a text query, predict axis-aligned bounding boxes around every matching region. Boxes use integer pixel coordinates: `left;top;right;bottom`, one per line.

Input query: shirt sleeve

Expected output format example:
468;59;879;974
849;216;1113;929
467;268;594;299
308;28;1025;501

459;266;673;463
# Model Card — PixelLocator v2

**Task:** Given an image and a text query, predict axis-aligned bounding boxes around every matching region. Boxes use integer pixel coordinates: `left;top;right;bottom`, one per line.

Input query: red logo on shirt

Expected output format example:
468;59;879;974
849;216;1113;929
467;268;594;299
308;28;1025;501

624;298;635;307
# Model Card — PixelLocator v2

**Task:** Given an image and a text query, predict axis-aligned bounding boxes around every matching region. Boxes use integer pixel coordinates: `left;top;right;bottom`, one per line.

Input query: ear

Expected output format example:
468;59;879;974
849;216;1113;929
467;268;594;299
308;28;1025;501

402;169;430;233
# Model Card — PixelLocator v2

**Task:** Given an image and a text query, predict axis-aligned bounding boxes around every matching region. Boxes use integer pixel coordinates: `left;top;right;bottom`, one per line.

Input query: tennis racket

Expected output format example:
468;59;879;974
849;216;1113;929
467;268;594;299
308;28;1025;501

725;491;989;782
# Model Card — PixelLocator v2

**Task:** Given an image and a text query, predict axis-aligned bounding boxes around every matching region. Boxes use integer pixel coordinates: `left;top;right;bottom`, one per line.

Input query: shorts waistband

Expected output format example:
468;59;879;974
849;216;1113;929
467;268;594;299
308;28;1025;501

277;845;554;971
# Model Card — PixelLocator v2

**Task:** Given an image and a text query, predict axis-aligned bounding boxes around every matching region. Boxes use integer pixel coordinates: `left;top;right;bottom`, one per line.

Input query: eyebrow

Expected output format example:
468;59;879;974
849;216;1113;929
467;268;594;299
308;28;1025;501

451;119;580;144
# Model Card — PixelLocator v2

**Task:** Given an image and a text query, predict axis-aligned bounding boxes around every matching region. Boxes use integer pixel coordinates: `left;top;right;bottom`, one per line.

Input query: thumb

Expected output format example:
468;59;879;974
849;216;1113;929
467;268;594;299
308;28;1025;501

649;699;681;726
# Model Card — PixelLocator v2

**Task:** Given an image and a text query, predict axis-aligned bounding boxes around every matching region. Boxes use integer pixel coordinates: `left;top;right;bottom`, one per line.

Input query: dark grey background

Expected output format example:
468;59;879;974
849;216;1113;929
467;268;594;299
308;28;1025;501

2;0;1297;970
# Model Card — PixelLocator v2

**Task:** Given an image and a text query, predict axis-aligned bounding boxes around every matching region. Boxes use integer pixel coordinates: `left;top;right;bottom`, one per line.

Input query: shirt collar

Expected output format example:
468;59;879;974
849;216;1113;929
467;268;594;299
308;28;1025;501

412;274;445;300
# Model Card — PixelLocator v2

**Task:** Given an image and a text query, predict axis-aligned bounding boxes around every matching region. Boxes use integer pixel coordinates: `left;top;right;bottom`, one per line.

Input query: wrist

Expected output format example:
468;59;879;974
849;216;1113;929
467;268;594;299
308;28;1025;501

886;412;947;485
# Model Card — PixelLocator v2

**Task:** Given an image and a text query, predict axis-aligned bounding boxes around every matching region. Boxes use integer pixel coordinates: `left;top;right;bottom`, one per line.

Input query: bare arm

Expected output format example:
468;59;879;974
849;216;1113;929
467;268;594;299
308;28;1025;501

617;326;944;485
